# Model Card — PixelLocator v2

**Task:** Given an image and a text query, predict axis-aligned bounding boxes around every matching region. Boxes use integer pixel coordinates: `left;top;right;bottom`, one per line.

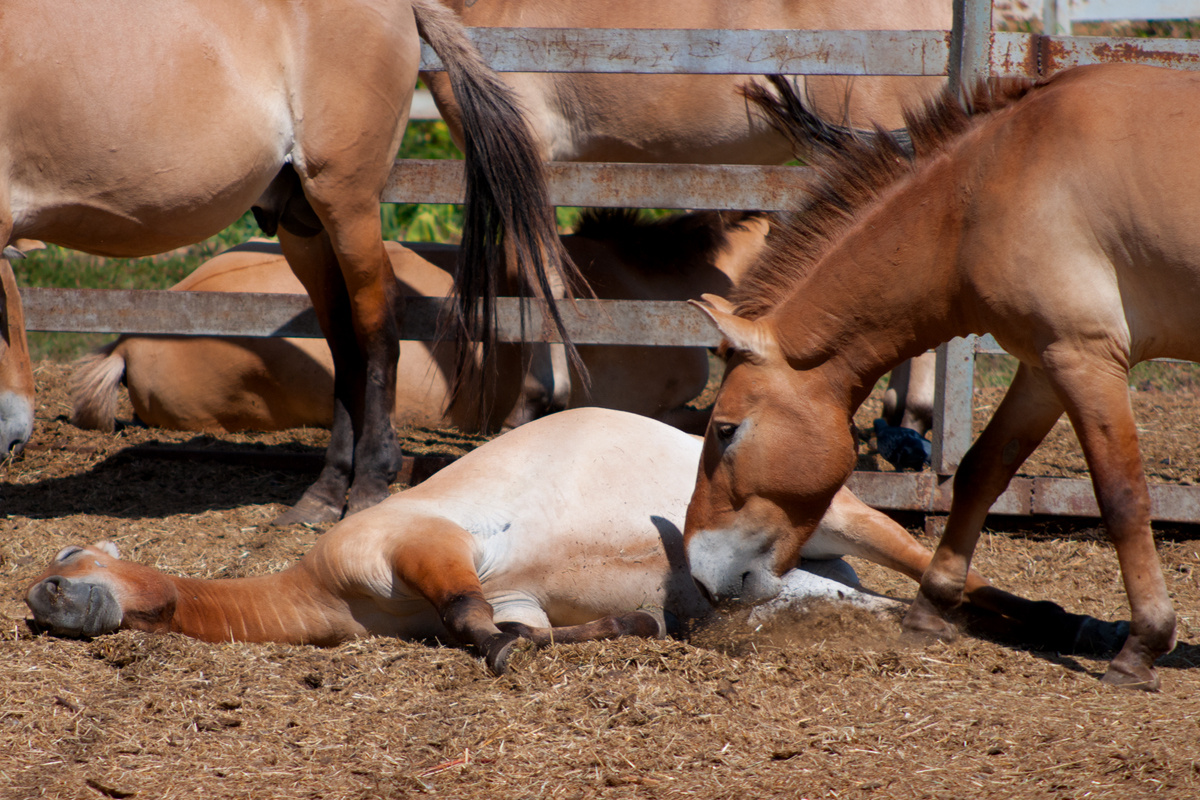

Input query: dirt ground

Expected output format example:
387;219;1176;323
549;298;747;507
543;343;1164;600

2;361;1198;800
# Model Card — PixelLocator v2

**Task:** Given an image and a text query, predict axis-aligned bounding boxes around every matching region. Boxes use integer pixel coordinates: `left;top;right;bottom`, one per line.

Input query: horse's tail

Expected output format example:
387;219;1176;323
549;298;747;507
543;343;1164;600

410;0;590;411
741;75;914;159
70;341;126;433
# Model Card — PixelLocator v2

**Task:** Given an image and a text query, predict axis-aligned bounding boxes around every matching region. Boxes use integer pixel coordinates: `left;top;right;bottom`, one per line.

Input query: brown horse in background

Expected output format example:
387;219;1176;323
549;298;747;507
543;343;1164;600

70;210;767;435
425;0;948;434
426;0;948;164
684;64;1199;690
0;0;580;525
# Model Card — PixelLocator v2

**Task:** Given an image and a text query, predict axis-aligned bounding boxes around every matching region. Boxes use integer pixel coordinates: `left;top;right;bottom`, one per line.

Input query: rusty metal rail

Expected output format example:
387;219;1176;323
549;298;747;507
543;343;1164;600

383;161;814;210
23;291;719;347
25;0;1200;521
418;27;1200;77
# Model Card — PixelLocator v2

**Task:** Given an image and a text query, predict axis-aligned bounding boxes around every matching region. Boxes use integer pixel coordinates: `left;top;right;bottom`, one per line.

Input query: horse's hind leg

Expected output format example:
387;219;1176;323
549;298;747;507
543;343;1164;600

1047;357;1175;690
391;520;527;675
883;352;935;434
906;363;1065;637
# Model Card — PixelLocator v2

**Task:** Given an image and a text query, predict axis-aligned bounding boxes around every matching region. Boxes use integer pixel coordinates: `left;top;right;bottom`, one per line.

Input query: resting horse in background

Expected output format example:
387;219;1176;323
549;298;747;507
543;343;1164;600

27;409;1120;674
425;0;949;435
684;64;1200;690
70;210;768;435
0;0;581;525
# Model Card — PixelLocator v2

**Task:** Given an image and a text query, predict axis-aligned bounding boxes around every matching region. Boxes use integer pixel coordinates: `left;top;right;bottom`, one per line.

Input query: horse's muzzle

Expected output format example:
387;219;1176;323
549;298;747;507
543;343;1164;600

25;576;122;638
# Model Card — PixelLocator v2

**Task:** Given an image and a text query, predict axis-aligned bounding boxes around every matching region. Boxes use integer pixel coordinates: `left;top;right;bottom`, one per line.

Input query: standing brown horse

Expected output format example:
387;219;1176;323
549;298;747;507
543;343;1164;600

426;0;948;163
0;0;579;525
684;64;1198;690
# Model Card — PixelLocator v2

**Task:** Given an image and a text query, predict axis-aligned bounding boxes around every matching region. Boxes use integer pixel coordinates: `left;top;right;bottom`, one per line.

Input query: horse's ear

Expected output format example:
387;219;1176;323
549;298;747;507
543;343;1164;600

689;295;777;363
93;541;121;559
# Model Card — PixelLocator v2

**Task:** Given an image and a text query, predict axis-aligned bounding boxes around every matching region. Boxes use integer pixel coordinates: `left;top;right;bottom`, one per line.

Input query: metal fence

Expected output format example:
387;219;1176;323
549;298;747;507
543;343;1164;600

23;0;1200;521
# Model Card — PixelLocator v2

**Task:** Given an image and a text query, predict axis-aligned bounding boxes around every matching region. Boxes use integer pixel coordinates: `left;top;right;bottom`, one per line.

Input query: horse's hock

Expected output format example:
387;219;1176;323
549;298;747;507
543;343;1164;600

21;0;1200;522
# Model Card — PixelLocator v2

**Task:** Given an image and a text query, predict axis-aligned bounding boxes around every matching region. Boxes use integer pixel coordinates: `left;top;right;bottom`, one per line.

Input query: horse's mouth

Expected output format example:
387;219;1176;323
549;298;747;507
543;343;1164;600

25;578;121;638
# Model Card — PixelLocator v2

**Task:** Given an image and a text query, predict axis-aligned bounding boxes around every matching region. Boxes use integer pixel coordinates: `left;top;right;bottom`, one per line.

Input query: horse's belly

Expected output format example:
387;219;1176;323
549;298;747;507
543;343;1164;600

2;2;293;255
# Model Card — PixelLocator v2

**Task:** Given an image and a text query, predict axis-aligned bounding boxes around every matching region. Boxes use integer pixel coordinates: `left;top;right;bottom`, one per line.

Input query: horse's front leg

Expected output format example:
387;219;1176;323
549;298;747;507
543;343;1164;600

497;612;665;647
906;363;1064;639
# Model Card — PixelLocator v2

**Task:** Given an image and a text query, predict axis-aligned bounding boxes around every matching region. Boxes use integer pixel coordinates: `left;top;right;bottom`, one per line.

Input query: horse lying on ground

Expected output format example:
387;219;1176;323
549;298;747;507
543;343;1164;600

26;409;1121;674
425;0;946;434
684;64;1195;690
0;0;581;526
70;210;767;435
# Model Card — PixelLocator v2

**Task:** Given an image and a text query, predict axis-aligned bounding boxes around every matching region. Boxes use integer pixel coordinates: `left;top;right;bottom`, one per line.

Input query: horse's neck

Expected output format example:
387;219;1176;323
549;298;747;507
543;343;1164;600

772;181;967;406
165;569;351;646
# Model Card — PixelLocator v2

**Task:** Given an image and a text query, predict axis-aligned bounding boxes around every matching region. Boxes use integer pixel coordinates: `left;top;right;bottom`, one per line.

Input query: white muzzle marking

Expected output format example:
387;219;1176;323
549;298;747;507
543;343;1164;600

687;525;782;606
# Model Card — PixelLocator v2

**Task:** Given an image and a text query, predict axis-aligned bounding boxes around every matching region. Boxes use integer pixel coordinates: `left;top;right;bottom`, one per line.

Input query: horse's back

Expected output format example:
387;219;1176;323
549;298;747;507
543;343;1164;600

1;0;419;255
959;65;1200;364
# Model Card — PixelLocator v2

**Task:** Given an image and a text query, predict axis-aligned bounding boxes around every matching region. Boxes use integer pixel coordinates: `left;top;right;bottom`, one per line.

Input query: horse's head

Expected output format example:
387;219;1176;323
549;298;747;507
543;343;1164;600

683;296;856;606
25;541;177;638
0;256;34;455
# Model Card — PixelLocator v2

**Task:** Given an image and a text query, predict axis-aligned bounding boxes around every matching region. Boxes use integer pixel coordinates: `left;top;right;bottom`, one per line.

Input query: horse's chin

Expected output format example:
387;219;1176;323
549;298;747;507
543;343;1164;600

25;577;123;638
687;526;784;607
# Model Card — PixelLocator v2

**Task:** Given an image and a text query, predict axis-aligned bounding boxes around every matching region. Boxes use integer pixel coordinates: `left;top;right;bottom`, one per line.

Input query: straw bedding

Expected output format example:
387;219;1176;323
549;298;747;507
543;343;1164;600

2;362;1198;799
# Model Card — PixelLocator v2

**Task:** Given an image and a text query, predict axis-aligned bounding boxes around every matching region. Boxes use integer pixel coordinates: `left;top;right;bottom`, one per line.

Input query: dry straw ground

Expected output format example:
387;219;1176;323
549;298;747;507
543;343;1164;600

2;363;1199;799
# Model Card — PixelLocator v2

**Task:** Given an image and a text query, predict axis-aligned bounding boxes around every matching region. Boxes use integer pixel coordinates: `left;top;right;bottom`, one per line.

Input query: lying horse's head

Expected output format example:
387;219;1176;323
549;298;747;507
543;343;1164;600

0;256;34;455
683;296;856;606
25;541;176;637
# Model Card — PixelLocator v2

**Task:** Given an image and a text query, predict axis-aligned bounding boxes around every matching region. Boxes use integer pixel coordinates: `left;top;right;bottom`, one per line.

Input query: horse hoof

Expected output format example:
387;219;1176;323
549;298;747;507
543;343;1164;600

271;496;342;527
1071;618;1130;655
901;593;959;642
1100;662;1160;692
345;481;391;518
482;631;524;676
620;611;666;639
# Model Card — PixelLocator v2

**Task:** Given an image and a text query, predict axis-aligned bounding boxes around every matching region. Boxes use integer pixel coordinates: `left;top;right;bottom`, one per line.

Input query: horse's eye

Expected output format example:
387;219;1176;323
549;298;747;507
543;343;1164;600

714;422;739;446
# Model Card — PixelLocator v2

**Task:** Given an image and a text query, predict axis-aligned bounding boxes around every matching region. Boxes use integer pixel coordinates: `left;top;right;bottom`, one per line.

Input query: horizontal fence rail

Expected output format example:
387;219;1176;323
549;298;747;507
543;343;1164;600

383;161;814;210
23;290;720;347
419;28;1200;77
420;29;954;76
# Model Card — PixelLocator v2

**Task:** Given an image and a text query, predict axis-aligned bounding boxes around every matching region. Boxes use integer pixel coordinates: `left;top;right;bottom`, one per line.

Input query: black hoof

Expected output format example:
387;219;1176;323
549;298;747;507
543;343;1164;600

1070;618;1130;656
481;631;523;675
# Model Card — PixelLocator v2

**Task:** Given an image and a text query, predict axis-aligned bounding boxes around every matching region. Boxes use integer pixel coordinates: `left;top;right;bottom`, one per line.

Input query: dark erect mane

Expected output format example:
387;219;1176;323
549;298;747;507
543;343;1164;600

572;208;767;274
731;75;1041;320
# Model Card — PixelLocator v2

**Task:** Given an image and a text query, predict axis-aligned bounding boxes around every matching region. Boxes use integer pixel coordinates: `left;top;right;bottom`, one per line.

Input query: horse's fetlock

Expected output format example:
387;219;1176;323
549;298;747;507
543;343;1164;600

919;574;965;612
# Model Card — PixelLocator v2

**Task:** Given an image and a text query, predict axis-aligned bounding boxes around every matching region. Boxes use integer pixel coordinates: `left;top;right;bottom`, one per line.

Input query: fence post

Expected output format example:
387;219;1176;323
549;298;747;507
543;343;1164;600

932;0;993;475
1043;0;1071;35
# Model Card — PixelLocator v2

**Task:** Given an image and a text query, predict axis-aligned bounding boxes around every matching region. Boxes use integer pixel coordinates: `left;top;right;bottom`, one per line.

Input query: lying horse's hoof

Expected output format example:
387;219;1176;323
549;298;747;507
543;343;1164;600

1070;618;1130;656
617;610;666;639
481;631;526;676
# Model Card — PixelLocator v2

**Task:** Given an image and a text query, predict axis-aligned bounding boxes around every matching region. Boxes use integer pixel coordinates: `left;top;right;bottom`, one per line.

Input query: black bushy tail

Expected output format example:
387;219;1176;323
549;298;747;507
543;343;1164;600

740;75;914;159
410;0;590;415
